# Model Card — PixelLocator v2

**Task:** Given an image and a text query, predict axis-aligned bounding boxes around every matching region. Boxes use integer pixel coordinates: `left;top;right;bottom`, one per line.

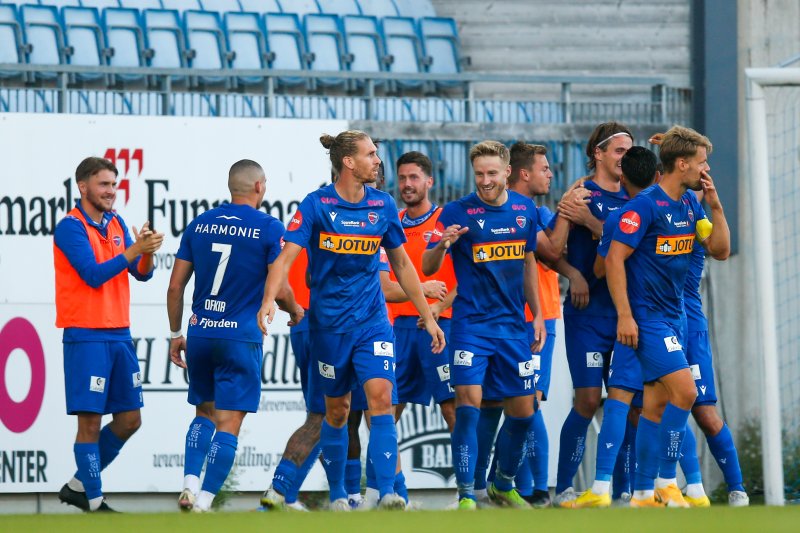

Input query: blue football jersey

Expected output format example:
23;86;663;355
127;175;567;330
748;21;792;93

557;179;629;317
683;197;709;331
611;185;702;322
283;183;405;332
177;202;284;343
427;191;538;339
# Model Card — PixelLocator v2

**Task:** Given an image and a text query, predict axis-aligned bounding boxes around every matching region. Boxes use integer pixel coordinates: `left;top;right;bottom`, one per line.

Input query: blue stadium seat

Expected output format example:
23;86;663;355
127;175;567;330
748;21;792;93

238;0;281;14
162;0;201;11
263;12;307;86
121;0;164;10
303;13;346;87
376;140;395;192
0;4;27;80
278;0;318;16
143;9;189;83
81;0;123;9
317;0;359;16
357;0;398;18
201;0;243;14
419;17;464;87
20;4;68;80
436;140;467;190
394;0;435;18
39;0;82;7
342;15;386;84
380;16;422;88
62;6;110;82
104;7;148;83
184;10;230;85
224;11;268;85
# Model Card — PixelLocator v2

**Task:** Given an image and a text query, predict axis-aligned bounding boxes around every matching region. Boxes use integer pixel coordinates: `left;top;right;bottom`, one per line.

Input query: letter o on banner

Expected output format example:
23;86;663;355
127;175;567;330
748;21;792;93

0;317;46;433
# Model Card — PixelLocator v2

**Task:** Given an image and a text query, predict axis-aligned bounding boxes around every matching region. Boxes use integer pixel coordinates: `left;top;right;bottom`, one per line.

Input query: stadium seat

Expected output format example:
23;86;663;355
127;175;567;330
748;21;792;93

0;4;27;80
120;0;164;10
224;11;269;85
20;4;69;80
317;0;360;16
200;0;243;15
103;7;149;83
263;12;307;86
380;16;423;88
278;0;318;16
342;15;387;84
419;17;465;87
238;0;281;14
184;10;230;85
394;0;435;18
356;0;398;18
303;13;347;87
39;0;82;7
436;140;467;190
62;6;110;82
80;0;124;9
142;8;190;83
162;0;201;11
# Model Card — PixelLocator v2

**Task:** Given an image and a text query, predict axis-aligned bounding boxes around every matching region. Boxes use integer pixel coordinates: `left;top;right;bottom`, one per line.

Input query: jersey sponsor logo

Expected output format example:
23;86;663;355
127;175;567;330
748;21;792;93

477;219;485;229
90;376;106;393
532;354;541;371
656;200;669;206
690;364;702;380
516;216;526;228
619;211;641;234
453;349;474;366
374;341;394;357
436;364;450;382
287;211;303;231
189;314;198;326
196;317;239;329
511;204;527;211
368;212;379;225
368;199;384;206
518;359;535;377
472;240;525;262
132;371;142;388
586;351;603;368
467;207;485;215
490;227;517;235
656;234;694;255
340;219;366;228
318;361;335;379
320;197;338;205
663;336;682;352
319;232;381;255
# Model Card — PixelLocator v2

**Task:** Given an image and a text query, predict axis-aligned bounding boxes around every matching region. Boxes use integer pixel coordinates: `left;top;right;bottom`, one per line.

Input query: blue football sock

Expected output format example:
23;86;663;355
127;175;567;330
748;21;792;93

474;407;502;491
595;399;629;482
612;420;636;498
284;443;321;504
183;416;216;478
679;426;702;485
556;408;592;492
368;414;398;498
320;420;348;502
271;459;298;499
394;471;408;503
514;454;533;497
74;442;102;500
365;446;377;490
494;415;534;492
531;409;549;492
706;423;745;492
97;424;125;470
200;431;238;496
452;406;481;499
633;416;660;491
345;458;362;495
658;403;690;480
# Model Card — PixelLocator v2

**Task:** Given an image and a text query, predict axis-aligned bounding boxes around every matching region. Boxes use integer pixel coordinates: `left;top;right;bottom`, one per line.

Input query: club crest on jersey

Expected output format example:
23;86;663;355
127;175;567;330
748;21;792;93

619;211;641;234
656;234;694;255
423;230;433;242
319;232;380;254
189;314;198;326
287;211;303;231
472;240;525;262
516;216;526;228
113;235;122;246
368;211;379;225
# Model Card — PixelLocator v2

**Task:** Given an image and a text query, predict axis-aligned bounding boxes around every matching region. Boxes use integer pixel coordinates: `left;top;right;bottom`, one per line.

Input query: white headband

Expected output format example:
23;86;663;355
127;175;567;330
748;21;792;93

597;131;631;148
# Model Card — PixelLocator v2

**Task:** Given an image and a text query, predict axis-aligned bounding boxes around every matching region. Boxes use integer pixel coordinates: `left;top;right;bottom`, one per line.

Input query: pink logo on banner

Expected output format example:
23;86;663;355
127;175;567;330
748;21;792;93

0;317;46;433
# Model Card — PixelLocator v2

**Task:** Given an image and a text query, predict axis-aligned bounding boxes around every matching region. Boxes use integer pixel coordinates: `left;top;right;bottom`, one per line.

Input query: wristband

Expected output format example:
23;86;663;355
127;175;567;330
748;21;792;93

170;330;183;339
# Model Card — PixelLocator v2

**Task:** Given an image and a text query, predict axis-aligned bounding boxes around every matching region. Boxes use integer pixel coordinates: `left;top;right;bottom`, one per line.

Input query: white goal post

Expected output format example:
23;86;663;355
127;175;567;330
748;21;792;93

744;67;800;507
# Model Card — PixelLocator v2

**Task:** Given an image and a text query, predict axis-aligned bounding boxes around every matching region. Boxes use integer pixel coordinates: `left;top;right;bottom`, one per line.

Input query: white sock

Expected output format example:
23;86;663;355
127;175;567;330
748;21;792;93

364;487;379;505
685;483;706;498
655;477;677;489
591;480;611;495
195;490;215;511
474;488;488;499
633;490;654;500
88;496;104;511
68;477;85;492
183;475;200;495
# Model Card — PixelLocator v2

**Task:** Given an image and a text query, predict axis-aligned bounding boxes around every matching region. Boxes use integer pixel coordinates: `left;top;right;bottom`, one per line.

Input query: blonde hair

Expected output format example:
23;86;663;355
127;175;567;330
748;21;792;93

658;125;712;173
469;140;510;166
320;130;371;176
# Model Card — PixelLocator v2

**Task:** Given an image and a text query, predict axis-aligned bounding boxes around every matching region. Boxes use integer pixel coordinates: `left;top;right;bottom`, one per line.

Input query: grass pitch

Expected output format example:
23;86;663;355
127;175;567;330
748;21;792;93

3;506;799;533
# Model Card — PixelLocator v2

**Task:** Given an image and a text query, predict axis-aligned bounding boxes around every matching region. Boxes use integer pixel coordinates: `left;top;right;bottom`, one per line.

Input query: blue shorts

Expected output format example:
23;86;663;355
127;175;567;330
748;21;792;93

312;322;398;401
634;319;689;383
685;329;717;405
290;325;326;414
564;314;616;389
608;341;644;408
393;316;455;406
63;340;143;415
450;332;535;399
533;319;557;401
186;336;263;413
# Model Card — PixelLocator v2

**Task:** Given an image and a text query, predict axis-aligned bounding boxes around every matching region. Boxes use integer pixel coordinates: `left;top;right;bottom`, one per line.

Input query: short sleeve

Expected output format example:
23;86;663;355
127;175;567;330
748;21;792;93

525;199;539;253
283;195;316;249
596;214;617;258
264;218;285;264
378;247;390;272
427;202;457;249
611;197;653;251
381;197;406;250
176;220;195;262
537;205;555;231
